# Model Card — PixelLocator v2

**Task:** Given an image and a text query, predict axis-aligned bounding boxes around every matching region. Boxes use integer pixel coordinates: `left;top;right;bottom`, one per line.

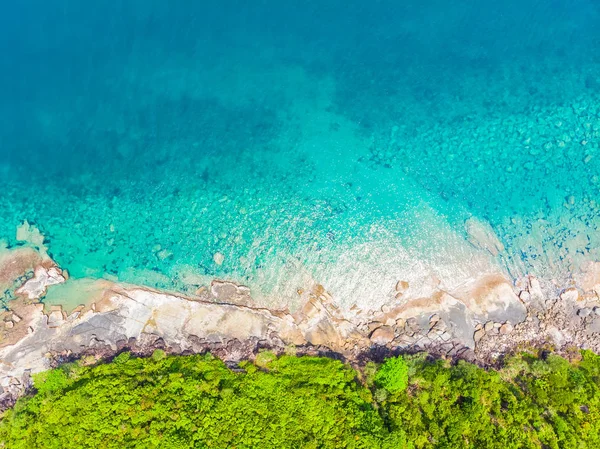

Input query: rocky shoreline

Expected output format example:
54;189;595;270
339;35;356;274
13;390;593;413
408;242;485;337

2;229;600;412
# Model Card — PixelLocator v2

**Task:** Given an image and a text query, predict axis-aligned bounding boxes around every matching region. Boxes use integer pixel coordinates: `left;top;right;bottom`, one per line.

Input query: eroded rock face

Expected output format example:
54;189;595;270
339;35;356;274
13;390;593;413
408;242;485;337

371;291;477;348
0;246;47;296
16;266;66;300
370;326;394;345
575;261;600;299
293;285;366;349
452;274;527;324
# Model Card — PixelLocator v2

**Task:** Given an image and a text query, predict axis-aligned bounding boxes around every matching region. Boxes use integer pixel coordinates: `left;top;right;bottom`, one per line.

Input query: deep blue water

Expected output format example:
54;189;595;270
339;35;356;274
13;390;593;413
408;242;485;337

1;1;600;309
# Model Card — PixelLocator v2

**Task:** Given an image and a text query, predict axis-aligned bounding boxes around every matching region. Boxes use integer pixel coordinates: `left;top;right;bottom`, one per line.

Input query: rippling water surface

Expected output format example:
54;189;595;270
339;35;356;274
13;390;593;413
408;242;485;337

1;1;600;310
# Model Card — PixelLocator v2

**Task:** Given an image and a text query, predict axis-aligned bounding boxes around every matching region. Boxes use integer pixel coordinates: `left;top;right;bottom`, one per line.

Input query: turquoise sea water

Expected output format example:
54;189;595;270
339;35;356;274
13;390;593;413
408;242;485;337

1;1;600;310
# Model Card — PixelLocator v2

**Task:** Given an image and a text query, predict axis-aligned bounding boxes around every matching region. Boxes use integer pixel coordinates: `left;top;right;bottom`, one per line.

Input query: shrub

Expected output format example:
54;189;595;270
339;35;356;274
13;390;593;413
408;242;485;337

375;356;409;393
254;350;277;368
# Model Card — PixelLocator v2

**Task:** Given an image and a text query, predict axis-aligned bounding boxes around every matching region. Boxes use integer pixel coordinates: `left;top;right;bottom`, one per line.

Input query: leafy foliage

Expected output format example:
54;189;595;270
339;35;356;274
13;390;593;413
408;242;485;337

0;351;599;448
0;353;383;448
384;352;600;448
374;356;409;393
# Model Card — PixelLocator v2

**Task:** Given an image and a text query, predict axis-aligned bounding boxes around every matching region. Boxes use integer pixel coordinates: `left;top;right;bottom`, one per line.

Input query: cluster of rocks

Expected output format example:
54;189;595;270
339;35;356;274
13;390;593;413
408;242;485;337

1;237;600;411
365;125;402;169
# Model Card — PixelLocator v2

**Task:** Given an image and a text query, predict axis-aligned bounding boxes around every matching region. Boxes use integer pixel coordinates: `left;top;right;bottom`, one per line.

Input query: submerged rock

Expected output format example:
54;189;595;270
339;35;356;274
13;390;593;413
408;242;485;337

213;252;225;266
15;221;47;252
464;217;505;256
210;280;253;306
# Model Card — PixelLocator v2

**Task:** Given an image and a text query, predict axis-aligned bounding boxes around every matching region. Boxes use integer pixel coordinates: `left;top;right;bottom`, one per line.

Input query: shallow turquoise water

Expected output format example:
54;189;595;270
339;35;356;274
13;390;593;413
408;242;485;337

1;1;600;309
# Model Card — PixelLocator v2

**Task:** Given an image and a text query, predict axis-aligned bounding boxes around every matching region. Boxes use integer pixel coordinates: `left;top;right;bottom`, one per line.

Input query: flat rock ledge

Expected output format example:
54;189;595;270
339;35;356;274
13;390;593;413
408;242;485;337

2;246;600;411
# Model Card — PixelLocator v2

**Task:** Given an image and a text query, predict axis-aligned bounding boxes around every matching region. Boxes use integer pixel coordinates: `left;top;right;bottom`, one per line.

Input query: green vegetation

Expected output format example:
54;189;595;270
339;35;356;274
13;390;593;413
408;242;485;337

374;356;409;393
1;350;599;448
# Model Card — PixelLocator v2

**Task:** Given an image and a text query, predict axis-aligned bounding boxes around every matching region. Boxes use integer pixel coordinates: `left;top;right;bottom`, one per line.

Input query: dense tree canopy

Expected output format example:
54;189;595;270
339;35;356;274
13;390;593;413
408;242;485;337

1;349;599;448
